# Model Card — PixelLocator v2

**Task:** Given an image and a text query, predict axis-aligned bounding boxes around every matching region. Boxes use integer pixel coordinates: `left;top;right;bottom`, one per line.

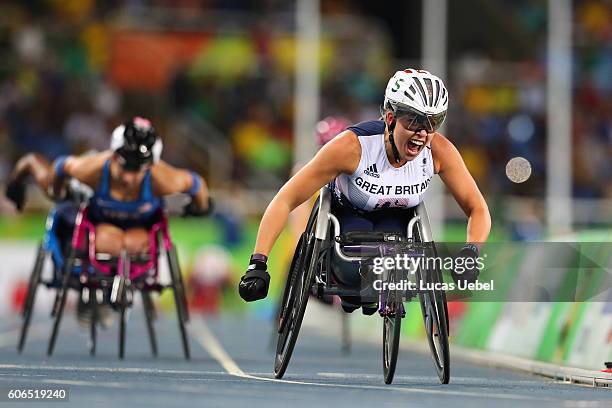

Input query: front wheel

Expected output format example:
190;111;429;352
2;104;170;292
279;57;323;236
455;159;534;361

117;250;130;360
382;271;402;384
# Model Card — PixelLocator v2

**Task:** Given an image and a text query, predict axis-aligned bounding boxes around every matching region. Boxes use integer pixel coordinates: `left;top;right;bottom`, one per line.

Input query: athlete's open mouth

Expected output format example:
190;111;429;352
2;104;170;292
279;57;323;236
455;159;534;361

406;138;425;155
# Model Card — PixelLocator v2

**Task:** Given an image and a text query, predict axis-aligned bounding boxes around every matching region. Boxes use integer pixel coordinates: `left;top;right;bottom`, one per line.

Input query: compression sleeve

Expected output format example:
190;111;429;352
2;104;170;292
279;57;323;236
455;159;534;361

54;156;68;179
186;171;201;196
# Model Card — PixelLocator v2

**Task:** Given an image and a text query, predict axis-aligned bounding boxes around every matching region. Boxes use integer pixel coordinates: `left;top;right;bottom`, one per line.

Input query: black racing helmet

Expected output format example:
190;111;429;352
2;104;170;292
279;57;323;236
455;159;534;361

110;117;162;171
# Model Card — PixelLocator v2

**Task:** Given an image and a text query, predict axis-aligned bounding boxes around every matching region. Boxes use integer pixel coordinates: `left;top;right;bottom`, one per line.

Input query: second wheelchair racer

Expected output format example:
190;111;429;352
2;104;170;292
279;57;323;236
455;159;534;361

240;69;491;312
51;117;212;257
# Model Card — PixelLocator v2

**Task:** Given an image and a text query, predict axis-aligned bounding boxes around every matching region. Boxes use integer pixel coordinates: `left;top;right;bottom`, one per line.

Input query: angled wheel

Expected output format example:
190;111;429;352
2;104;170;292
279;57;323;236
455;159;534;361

142;290;158;357
18;243;46;353
382;270;402;384
168;244;190;360
268;233;304;352
417;256;450;384
47;251;75;356
412;218;450;385
274;201;321;378
168;245;189;323
276;234;305;336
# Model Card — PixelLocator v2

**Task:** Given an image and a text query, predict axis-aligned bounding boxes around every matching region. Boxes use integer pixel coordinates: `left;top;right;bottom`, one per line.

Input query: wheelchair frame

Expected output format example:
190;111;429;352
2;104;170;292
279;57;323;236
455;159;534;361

274;187;450;384
18;203;191;360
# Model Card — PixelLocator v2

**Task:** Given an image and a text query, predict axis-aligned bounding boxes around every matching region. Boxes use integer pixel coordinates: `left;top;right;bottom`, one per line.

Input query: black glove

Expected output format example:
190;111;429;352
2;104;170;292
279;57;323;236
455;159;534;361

451;243;480;285
182;197;214;217
239;254;270;302
5;178;26;212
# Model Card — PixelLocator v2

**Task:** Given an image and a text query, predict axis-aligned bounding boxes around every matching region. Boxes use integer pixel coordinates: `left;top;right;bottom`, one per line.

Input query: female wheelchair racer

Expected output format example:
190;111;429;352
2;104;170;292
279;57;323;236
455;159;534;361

239;69;491;381
6;117;212;358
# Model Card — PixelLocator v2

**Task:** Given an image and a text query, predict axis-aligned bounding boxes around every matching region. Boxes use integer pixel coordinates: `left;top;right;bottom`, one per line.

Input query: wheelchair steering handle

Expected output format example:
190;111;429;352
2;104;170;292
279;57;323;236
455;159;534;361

328;213;421;262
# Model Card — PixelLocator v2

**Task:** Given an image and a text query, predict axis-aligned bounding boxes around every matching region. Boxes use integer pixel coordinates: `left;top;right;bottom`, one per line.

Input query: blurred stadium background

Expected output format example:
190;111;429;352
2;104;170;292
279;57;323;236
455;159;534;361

0;0;610;371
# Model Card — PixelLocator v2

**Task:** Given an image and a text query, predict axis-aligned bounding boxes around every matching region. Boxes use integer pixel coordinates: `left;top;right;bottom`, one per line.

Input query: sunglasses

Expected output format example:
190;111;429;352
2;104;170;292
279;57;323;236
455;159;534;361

117;151;152;172
394;107;446;133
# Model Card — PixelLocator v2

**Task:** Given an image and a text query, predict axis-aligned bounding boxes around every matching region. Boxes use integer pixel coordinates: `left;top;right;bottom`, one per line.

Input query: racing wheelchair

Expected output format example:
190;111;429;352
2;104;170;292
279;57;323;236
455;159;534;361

47;204;191;359
19;198;191;360
274;187;450;384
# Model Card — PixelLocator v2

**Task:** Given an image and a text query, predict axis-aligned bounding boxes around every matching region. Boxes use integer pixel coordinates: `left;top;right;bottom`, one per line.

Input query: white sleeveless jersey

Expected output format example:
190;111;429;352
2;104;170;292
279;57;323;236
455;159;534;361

334;120;434;212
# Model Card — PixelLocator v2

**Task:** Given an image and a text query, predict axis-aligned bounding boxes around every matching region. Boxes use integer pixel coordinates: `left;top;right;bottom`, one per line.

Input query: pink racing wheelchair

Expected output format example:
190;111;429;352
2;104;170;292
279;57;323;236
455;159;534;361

46;204;190;360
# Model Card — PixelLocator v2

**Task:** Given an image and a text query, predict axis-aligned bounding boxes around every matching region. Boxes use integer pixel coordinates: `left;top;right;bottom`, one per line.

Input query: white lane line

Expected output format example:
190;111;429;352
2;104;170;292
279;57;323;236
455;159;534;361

563;401;610;408
317;372;557;386
0;373;46;377
191;321;245;376
190;320;552;401
0;364;225;376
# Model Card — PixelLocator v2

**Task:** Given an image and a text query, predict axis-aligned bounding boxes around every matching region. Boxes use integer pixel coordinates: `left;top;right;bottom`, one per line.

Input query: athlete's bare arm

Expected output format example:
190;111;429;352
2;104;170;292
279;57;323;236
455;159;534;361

55;151;112;190
8;153;53;193
431;134;491;243
253;130;361;257
151;160;209;210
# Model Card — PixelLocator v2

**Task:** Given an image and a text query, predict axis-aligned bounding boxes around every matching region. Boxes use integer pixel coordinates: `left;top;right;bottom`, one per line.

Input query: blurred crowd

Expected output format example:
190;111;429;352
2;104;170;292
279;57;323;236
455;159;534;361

450;0;611;201
0;0;390;192
0;0;609;213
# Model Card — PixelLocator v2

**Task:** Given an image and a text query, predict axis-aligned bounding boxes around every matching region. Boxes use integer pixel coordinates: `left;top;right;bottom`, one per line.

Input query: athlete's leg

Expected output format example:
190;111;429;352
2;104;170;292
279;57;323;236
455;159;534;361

95;223;124;256
95;224;149;257
330;201;373;287
329;200;375;312
123;227;149;256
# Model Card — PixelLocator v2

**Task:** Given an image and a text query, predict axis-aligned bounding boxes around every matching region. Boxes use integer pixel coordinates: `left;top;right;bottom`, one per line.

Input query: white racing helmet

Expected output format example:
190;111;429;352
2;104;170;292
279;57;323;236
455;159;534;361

383;69;448;132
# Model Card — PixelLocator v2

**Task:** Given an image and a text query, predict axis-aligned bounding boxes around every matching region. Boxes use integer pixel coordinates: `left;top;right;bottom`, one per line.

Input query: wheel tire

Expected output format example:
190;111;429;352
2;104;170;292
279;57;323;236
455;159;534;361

417;265;450;384
382;272;402;384
119;296;127;360
411;220;450;385
276;234;305;336
168;245;191;360
274;201;321;379
142;290;158;357
47;254;74;356
18;243;46;353
268;232;305;352
168;245;189;323
176;306;190;360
